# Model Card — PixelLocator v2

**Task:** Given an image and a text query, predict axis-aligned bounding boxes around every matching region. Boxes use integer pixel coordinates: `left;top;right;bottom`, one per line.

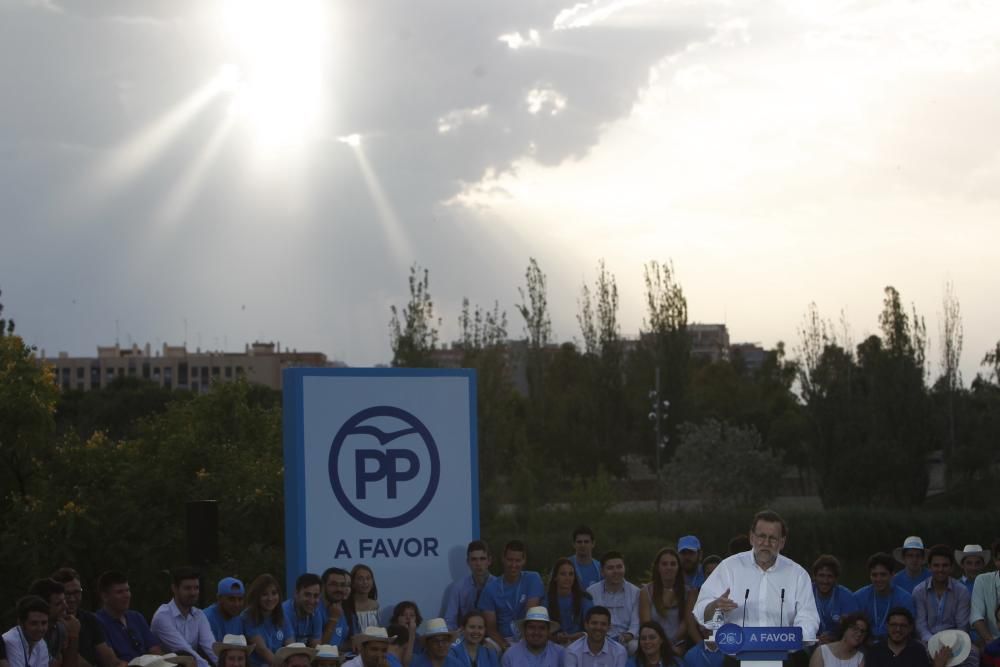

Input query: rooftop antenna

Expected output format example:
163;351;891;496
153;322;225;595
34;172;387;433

184;317;188;347
115;319;120;346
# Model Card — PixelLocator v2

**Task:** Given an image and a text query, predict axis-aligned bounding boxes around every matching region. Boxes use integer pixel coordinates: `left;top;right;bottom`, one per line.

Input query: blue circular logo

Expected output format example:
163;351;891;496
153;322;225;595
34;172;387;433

328;406;440;528
715;624;744;655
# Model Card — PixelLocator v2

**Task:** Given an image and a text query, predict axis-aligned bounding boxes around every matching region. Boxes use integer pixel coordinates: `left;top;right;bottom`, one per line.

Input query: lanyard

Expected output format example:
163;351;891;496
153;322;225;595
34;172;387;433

873;593;892;633
18;626;33;667
815;586;838;628
501;577;523;614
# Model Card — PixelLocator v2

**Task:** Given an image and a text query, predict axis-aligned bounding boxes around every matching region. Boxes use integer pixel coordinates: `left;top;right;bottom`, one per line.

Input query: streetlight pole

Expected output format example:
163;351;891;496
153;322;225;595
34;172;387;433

649;367;669;512
654;367;661;511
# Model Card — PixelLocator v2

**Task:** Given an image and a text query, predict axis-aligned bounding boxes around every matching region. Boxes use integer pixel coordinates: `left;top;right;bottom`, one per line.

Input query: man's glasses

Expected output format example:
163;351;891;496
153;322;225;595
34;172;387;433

752;533;780;545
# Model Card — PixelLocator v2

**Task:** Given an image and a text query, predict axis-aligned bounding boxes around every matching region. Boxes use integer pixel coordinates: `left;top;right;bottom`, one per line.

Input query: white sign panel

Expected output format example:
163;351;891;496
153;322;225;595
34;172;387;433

283;368;478;624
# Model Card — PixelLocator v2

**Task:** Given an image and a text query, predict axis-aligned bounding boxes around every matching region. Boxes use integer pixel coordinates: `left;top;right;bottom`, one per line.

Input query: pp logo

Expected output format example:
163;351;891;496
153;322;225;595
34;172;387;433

328;406;441;528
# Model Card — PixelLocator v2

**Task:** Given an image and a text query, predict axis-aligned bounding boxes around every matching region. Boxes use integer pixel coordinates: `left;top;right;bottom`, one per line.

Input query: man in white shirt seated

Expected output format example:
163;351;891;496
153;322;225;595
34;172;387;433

563;606;627;667
694;510;820;667
150;568;216;667
3;596;51;667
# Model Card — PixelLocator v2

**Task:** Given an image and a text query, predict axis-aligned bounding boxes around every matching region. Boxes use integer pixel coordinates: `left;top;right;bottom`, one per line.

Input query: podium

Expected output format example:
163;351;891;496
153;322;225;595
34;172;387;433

714;623;803;667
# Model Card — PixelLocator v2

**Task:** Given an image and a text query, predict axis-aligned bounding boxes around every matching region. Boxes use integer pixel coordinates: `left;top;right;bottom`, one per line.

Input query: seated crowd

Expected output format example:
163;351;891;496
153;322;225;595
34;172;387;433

4;521;1000;667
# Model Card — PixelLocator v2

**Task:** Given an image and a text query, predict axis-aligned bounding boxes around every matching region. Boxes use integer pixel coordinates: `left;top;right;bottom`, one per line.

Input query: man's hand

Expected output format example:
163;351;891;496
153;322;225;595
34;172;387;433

705;588;738;621
64;615;82;640
932;644;953;667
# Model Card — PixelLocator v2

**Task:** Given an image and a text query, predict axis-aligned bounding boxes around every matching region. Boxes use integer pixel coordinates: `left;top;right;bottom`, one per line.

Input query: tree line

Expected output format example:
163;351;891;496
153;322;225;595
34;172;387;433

386;261;1000;511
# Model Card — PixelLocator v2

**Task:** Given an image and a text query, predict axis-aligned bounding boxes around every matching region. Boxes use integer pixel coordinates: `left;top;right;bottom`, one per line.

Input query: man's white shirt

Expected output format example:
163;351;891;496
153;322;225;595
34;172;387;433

693;550;820;641
3;626;50;667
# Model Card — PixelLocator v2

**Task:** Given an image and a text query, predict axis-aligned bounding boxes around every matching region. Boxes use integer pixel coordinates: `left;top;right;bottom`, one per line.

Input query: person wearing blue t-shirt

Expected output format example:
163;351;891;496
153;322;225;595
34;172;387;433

204;577;247;643
678;537;706;591
449;611;500;667
95;571;162;662
811;555;860;644
480;540;544;651
854;552;915;640
410;618;462;667
682;641;724;667
443;540;496;631
316;568;351;650
893;536;931;594
570;526;604;591
282;573;323;646
241;574;295;667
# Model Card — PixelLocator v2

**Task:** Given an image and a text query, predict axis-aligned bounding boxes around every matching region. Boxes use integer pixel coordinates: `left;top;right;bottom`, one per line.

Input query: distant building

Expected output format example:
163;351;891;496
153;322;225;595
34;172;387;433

729;342;767;372
688;323;730;362
39;341;334;392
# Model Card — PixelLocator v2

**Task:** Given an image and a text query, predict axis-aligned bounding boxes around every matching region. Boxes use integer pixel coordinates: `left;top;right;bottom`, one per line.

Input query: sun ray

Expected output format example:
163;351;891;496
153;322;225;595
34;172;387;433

340;135;411;264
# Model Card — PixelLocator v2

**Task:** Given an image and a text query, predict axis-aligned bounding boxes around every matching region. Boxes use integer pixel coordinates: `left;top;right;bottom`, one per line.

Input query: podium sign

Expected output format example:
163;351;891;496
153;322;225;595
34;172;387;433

716;624;803;664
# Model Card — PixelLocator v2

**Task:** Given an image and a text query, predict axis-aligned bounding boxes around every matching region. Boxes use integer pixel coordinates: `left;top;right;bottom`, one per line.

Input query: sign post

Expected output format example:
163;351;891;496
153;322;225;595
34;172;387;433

283;368;478;622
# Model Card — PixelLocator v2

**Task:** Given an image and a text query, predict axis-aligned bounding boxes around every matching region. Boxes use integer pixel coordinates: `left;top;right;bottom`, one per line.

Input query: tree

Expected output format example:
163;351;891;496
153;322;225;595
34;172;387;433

0;333;58;500
631;260;690;463
664;419;783;507
982;341;1000;385
389;264;440;367
517;258;551;351
0;287;14;336
936;282;963;462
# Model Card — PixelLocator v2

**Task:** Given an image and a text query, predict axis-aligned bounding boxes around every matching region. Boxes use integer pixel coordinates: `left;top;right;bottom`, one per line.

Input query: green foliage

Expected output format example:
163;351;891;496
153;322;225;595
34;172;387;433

0;334;58;500
55;376;187;440
389;264;440;367
0;287;14;336
517;258;551;350
635;260;691;462
566;467;617;519
665;419;783;507
0;379;283;620
798;288;935;508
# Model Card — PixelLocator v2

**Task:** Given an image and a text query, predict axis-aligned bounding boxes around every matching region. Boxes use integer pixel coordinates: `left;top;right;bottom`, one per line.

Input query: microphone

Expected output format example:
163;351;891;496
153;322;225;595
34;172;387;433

742;588;750;628
779;588;786;626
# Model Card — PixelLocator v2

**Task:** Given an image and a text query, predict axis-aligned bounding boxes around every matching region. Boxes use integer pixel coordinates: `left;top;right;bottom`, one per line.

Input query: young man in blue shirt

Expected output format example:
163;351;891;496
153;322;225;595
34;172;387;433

203;577;246;642
811;555;860;644
854;553;915;640
317;568;351;650
570;527;603;591
893;536;931;594
480;540;544;651
95;571;162;662
282;573;323;647
443;540;496;631
679;536;706;591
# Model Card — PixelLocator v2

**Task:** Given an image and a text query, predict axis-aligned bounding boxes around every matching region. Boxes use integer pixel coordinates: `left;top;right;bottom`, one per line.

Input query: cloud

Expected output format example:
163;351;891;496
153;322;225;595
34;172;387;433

437;105;490;134
498;29;540;50
525;87;567;116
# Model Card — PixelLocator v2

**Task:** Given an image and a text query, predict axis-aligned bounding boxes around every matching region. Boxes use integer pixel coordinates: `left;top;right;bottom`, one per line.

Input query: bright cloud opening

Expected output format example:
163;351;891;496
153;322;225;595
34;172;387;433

219;0;332;152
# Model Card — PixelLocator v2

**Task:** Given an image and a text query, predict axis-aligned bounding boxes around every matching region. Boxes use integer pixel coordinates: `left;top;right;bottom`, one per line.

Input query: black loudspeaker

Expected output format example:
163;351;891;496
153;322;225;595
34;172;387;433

185;500;219;566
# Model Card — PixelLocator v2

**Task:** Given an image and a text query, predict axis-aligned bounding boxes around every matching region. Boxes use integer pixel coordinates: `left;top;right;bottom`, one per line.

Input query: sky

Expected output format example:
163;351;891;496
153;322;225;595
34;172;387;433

1;0;998;383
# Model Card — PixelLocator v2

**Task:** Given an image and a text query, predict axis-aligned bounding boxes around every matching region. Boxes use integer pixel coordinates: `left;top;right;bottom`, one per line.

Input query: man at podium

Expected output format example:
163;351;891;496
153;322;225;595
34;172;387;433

693;510;820;667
